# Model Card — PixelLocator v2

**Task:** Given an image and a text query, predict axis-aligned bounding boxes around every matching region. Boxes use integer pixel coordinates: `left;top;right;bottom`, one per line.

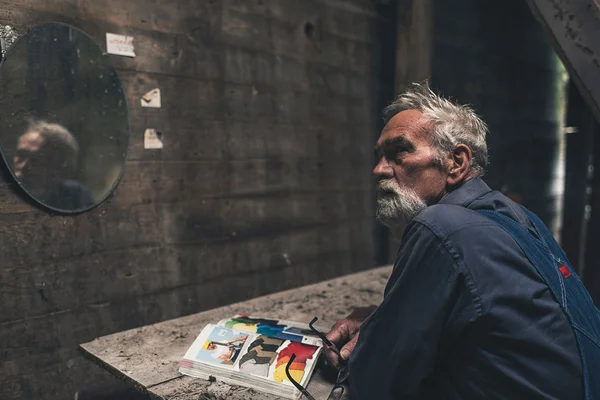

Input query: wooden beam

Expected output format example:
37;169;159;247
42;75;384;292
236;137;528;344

384;0;433;263
561;81;595;274
525;0;600;123
583;127;600;305
394;0;433;93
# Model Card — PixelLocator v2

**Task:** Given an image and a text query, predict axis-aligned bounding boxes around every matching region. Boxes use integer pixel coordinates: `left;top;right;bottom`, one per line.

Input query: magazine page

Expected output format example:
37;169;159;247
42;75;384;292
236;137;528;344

180;324;253;370
216;314;327;346
236;333;322;387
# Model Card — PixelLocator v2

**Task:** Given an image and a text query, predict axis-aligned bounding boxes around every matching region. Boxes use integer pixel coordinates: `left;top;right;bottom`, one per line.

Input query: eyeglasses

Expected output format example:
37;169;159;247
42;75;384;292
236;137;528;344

285;317;349;400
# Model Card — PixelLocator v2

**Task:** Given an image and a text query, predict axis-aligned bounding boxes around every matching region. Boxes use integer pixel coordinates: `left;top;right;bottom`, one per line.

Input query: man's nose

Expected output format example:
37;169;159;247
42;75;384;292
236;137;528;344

373;156;394;178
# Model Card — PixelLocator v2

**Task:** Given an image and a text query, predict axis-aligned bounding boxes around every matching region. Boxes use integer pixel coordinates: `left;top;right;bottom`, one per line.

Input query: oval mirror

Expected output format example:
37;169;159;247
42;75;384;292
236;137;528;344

0;22;129;213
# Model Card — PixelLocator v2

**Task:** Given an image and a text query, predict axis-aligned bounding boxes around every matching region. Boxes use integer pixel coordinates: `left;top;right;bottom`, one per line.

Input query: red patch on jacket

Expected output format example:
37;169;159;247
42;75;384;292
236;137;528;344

559;265;571;278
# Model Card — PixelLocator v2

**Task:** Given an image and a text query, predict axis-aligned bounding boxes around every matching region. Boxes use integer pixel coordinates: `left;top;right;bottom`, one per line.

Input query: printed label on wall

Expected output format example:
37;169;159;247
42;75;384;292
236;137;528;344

144;129;163;149
141;88;161;108
106;33;135;57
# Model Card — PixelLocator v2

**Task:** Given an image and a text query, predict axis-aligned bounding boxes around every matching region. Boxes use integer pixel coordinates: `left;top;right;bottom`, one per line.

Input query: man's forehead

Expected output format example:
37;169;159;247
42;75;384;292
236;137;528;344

379;109;429;142
17;131;44;149
20;130;43;141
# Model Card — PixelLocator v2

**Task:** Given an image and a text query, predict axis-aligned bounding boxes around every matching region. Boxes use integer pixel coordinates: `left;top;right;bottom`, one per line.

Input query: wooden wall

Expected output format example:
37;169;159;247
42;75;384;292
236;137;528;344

0;1;391;399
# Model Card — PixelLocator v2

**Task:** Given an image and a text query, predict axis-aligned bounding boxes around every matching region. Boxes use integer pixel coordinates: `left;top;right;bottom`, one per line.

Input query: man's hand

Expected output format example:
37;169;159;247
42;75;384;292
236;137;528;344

323;305;377;369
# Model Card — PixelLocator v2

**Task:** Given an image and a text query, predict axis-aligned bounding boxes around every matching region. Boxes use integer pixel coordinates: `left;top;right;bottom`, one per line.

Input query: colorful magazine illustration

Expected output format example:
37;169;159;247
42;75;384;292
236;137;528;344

179;314;326;400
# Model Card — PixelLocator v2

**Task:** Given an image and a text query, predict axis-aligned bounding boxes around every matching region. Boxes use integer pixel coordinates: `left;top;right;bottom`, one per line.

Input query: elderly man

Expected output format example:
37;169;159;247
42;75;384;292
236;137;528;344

323;83;599;399
12;119;93;210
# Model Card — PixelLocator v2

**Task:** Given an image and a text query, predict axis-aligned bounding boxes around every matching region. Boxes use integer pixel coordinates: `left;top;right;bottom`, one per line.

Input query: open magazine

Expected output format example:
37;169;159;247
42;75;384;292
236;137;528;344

179;314;326;399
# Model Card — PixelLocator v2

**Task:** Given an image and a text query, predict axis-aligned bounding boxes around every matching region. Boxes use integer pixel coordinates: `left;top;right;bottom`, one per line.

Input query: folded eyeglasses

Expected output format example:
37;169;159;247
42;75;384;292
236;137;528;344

285;317;349;400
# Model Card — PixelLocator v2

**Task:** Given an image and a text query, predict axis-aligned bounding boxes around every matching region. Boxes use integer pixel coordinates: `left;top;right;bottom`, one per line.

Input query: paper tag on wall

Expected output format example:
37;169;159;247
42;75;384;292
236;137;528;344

144;129;163;149
141;88;161;108
106;33;135;57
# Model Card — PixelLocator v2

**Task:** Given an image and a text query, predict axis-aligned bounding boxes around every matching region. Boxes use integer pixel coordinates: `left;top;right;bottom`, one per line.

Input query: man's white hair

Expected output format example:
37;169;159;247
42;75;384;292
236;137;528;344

382;82;489;176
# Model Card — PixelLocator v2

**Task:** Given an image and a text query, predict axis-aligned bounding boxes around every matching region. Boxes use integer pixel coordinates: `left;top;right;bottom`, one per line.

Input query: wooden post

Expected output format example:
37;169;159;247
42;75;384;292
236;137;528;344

561;81;595;275
385;0;433;263
394;0;433;94
583;126;600;305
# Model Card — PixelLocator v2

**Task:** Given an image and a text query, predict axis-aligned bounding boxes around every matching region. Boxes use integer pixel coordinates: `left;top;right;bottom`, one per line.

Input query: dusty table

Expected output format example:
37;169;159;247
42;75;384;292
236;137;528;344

79;265;393;400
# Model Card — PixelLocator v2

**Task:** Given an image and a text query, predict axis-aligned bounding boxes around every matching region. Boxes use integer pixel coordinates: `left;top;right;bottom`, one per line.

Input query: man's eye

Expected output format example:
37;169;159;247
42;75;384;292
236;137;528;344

383;150;396;160
382;146;408;161
394;148;407;157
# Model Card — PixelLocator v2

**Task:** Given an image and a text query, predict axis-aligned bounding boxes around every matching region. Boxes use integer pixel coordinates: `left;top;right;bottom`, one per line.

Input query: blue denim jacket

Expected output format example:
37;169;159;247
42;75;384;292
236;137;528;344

348;178;583;399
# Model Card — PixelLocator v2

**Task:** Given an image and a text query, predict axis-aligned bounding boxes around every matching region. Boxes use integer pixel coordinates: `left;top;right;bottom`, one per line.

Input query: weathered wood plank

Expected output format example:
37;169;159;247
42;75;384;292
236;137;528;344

119;75;376;165
5;5;382;80
0;220;374;323
3;0;382;44
222;44;369;96
119;71;377;150
223;0;378;44
160;196;372;244
316;0;379;16
216;8;376;75
0;202;163;265
0;0;215;35
0;174;38;214
105;26;381;86
78;266;391;399
1;11;216;83
1;258;377;358
113;160;374;205
0;346;128;400
0;190;373;265
116;157;374;206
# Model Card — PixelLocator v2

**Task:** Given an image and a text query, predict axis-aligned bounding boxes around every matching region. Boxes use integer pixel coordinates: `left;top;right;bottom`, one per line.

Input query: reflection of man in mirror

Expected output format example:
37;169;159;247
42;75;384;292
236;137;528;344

12;119;94;210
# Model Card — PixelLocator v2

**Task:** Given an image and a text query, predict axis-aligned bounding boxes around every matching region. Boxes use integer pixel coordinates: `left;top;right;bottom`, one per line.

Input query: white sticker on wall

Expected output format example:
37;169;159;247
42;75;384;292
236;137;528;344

144;129;163;149
141;88;161;108
106;33;136;57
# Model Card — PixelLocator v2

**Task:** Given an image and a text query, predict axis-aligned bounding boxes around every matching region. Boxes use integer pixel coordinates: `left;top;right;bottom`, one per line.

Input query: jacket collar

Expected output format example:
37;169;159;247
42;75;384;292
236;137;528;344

438;177;492;208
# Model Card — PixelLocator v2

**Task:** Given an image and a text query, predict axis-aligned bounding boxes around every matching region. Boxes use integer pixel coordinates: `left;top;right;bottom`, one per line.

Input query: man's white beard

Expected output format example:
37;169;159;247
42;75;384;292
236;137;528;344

376;180;427;228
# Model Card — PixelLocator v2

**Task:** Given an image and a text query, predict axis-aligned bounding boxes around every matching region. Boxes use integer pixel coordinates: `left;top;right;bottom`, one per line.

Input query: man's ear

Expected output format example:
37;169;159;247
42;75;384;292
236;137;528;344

446;144;473;187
